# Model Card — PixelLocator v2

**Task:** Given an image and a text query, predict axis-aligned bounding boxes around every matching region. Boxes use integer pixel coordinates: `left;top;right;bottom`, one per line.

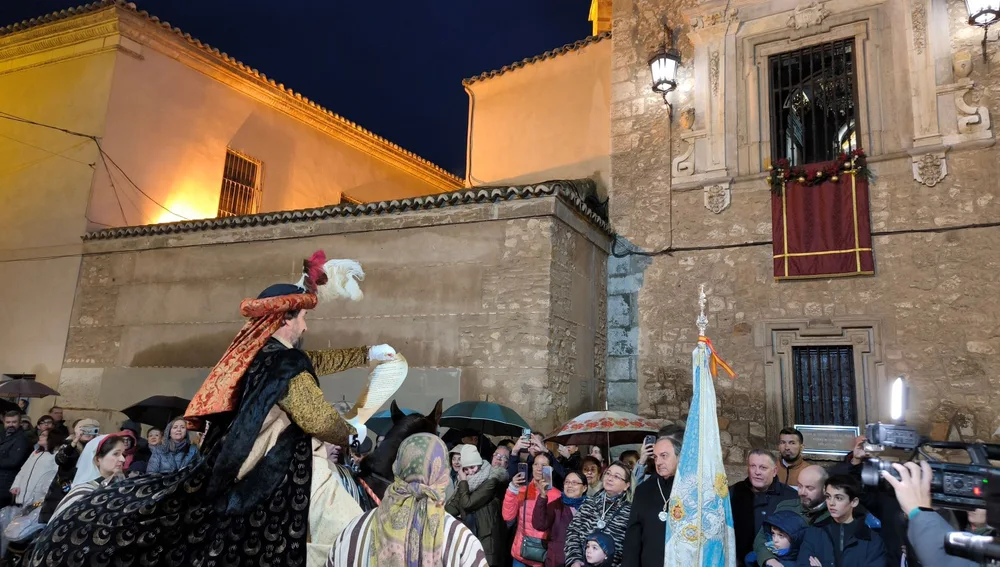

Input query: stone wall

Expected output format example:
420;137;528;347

57;185;610;433
610;0;1000;479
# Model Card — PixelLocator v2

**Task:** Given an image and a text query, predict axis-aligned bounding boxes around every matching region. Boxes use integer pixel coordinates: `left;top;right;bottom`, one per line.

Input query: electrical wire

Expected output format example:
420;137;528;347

1;110;191;221
98;149;129;225
0;133;94;167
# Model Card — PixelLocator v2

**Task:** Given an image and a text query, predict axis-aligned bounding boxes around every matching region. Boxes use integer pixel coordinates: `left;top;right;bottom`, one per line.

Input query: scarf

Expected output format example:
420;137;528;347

562;493;586;509
466;461;493;492
369;433;450;567
185;292;317;431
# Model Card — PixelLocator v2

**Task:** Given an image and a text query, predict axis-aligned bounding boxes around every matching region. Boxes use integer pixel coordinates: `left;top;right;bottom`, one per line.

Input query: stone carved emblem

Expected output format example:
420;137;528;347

704;183;731;214
691;8;738;29
786;2;831;30
954;51;973;79
912;153;947;187
679;107;696;131
911;3;927;55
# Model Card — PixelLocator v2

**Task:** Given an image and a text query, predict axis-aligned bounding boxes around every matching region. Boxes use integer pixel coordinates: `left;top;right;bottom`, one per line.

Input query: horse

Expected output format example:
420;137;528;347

332;398;442;510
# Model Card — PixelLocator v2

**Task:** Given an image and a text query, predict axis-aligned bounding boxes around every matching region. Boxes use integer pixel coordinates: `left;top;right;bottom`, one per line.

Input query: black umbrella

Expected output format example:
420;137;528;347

122;395;191;429
0;377;60;398
0;399;20;414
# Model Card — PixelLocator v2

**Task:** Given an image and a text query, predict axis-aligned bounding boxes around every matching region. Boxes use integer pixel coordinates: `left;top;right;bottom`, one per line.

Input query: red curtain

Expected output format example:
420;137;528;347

771;161;875;280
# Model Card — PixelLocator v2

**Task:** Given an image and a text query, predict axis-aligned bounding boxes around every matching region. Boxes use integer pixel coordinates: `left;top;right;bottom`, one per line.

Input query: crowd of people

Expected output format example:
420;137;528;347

0;407;201;565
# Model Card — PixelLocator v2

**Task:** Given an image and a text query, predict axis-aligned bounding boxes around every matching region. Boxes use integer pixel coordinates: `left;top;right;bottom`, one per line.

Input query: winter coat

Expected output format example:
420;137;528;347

564;491;631;567
11;449;57;506
502;482;561;567
777;458;809;488
531;490;582;567
905;510;979;567
746;510;808;567
446;468;505;566
731;477;798;566
39;442;83;523
146;442;199;474
0;430;33;504
752;499;831;565
622;475;674;567
796;517;887;567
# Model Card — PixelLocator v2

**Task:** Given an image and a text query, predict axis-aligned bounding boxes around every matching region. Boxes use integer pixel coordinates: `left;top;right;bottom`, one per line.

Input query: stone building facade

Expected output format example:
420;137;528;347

53;182;610;433
608;0;1000;476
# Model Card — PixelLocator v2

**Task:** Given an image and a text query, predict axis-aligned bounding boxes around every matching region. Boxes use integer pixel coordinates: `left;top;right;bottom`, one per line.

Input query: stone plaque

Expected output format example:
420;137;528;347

795;424;860;459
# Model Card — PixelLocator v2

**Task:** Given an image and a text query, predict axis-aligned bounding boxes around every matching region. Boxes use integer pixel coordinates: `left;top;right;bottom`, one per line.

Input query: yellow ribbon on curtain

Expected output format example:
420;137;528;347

697;336;737;379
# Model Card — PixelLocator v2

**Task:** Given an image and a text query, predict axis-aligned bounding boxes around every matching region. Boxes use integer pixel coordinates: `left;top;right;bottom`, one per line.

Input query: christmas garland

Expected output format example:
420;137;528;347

767;149;872;193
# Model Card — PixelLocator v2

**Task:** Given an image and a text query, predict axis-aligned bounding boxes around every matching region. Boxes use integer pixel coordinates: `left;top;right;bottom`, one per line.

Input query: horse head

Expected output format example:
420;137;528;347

357;398;443;500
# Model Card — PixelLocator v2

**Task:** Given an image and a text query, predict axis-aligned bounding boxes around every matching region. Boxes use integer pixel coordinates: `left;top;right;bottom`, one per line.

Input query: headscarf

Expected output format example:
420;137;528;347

163;417;191;453
71;434;123;487
369;433;450;567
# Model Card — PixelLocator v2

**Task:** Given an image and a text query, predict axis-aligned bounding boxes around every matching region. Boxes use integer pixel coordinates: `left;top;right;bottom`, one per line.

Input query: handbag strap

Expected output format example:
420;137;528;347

521;485;547;542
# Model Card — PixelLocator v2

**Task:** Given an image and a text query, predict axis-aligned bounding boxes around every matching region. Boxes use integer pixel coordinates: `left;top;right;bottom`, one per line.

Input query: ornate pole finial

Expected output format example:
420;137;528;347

697;284;708;336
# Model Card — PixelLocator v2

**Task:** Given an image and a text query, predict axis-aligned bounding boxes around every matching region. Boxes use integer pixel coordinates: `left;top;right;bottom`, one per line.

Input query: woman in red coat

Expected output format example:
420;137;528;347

532;470;588;567
502;453;561;567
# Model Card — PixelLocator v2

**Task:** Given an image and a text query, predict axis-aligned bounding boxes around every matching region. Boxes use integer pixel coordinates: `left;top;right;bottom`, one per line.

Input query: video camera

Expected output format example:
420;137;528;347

860;422;1000;565
860;422;1000;511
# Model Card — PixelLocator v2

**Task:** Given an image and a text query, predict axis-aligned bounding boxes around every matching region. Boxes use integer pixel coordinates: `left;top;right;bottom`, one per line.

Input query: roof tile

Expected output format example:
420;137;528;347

82;179;612;241
463;31;611;86
1;0;462;187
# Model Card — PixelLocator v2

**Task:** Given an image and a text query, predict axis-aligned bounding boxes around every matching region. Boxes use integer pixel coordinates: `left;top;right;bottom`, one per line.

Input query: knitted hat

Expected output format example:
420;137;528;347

449;444;465;455
586;531;615;558
460;444;484;468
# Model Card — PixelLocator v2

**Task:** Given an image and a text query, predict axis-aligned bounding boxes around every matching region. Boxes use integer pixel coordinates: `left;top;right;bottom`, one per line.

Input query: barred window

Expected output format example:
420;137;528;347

768;39;860;167
791;345;858;426
217;149;262;217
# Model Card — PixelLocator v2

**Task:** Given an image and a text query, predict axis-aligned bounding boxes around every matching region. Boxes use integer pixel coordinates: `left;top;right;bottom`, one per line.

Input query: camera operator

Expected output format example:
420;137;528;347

880;461;980;567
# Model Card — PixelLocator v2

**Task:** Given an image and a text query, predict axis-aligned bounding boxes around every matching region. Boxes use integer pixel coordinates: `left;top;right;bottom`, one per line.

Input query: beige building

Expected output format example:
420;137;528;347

465;0;1000;473
0;1;462;423
606;0;1000;474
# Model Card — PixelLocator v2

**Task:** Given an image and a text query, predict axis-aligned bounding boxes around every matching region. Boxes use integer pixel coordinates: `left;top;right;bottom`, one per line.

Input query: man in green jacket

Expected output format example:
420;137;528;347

752;464;830;566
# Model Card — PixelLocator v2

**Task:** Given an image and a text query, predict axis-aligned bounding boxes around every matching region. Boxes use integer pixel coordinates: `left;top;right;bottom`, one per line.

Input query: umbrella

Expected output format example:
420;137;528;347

365;407;417;436
121;395;191;429
544;410;659;446
0;399;20;414
440;401;530;437
0;377;60;398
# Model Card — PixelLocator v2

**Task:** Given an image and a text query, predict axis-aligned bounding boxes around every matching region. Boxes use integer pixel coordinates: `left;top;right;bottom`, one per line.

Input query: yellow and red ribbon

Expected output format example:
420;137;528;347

698;336;737;379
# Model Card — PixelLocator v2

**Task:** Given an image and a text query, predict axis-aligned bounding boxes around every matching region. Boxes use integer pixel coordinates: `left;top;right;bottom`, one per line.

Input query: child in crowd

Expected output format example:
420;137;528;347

584;532;615;567
745;510;807;566
798;474;887;567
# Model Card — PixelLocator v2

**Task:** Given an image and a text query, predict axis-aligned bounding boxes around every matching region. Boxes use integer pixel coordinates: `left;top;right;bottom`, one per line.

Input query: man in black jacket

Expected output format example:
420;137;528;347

622;425;685;567
0;411;33;507
730;448;798;566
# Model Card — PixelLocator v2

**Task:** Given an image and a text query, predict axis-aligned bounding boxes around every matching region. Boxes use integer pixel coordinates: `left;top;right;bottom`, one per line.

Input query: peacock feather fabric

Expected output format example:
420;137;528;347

663;336;737;567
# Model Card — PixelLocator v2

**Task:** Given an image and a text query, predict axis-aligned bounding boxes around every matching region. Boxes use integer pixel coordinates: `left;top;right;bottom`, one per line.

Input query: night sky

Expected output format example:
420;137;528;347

1;0;593;177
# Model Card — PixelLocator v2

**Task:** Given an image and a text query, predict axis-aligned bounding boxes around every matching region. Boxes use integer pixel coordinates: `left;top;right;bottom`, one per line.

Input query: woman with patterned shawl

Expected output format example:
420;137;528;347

25;251;406;567
327;433;489;567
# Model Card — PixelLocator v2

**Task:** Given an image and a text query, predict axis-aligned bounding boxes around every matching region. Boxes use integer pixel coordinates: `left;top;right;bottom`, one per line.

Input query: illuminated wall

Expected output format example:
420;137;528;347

465;37;611;192
0;38;116;421
94;26;454;227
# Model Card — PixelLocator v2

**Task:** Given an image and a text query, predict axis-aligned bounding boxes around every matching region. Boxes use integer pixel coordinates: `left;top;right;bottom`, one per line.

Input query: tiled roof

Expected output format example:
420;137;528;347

82;179;611;240
463;32;611;86
0;1;463;188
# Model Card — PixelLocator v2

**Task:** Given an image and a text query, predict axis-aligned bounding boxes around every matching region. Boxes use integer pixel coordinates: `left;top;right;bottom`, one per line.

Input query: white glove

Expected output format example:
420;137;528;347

368;344;396;362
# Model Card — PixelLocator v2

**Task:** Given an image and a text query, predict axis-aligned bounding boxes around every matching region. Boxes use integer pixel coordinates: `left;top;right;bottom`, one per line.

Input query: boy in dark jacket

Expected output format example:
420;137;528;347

746;510;807;566
797;474;887;567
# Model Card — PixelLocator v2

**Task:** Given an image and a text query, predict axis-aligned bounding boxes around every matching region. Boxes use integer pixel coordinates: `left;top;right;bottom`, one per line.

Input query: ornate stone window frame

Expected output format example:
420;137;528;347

755;318;888;440
736;9;887;176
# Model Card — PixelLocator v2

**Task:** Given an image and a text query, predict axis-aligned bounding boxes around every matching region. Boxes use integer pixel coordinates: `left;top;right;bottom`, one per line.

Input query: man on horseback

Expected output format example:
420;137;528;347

27;250;406;567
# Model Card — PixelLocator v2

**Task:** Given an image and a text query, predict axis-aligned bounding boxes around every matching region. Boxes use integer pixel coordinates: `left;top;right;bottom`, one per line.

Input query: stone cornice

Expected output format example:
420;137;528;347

0;8;120;67
0;1;463;193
